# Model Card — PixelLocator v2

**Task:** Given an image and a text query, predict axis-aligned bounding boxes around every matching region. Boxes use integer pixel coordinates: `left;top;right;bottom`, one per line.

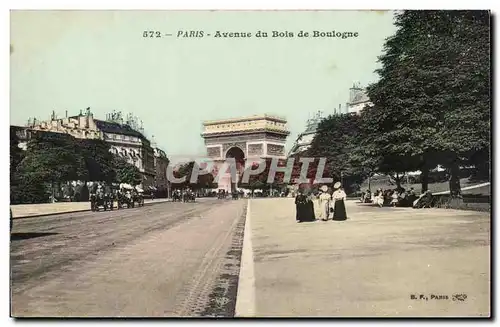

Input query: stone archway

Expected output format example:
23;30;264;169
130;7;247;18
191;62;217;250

202;115;290;194
225;147;245;192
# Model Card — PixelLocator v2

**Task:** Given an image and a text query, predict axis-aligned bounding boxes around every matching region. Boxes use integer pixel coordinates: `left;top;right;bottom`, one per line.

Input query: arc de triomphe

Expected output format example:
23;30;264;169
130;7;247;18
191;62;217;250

201;114;290;192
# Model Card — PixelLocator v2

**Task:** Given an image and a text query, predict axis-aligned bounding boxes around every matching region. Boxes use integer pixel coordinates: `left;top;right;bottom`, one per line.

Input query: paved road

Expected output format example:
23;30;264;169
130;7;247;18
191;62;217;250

11;199;247;317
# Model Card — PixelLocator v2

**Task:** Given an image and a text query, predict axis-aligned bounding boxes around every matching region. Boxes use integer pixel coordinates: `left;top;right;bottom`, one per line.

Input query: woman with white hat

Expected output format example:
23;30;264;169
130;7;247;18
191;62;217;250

317;185;332;221
332;182;347;221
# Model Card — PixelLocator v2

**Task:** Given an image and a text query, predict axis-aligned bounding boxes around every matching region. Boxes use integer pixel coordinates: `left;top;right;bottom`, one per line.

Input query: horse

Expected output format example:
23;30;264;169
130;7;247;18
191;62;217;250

172;191;182;202
183;191;196;203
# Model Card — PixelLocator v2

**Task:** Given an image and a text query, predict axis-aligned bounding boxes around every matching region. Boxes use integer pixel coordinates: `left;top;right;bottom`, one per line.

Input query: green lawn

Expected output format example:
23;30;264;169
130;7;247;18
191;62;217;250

360;177;490;196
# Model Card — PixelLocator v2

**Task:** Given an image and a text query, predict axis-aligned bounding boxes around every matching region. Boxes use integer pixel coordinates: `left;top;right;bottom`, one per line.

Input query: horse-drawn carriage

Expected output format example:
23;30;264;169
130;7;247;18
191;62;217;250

90;192;114;211
133;186;145;207
217;190;226;200
115;184;145;209
183;190;196;203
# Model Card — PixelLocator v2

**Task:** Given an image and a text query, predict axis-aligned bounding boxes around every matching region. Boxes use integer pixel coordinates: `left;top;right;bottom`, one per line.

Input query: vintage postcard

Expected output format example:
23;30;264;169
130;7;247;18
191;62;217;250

9;10;491;318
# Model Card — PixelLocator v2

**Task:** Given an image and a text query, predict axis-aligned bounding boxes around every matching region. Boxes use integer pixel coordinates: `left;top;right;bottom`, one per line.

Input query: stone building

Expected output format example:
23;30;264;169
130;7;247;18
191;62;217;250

153;146;169;195
201;114;290;192
346;83;373;114
20;108;156;187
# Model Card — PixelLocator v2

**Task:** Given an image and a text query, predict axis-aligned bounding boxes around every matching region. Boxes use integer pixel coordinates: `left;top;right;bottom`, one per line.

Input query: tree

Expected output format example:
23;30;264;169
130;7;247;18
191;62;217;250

10;127;24;175
306;113;365;194
10;127;26;203
113;156;142;185
16;131;85;200
173;161;218;190
78;139;116;182
10;173;49;204
366;10;490;196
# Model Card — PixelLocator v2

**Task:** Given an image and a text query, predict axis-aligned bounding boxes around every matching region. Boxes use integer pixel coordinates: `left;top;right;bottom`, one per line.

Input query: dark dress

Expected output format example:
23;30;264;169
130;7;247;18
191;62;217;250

308;198;316;221
332;199;347;221
295;194;313;222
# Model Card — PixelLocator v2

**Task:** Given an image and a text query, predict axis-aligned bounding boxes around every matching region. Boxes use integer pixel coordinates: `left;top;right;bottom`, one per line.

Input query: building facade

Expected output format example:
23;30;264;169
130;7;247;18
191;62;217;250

20;109;156;187
346;83;373;114
153;147;169;194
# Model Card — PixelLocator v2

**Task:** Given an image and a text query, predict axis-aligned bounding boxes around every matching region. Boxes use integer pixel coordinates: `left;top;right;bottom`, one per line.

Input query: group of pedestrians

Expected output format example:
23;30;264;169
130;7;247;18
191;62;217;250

294;182;348;223
361;187;419;208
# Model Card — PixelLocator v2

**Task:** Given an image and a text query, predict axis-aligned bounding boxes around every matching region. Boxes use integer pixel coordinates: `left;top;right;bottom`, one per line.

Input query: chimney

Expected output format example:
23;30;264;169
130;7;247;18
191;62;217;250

33;118;37;126
65;110;68;118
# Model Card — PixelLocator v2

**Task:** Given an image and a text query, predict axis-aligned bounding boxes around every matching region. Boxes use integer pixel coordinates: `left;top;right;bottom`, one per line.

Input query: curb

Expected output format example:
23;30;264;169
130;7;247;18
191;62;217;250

234;199;256;317
12;200;170;220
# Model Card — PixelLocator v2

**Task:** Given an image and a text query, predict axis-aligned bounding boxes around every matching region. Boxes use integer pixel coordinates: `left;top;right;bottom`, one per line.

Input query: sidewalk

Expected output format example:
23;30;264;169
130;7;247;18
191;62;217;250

236;198;490;317
10;198;170;219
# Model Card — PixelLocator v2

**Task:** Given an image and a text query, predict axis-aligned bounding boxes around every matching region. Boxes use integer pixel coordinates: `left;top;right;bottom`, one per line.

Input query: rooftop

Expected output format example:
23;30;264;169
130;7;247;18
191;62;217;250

349;90;370;105
93;119;146;139
203;114;287;126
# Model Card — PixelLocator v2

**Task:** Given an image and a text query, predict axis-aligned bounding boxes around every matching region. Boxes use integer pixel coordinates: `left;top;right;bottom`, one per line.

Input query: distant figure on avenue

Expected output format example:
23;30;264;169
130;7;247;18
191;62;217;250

295;190;314;223
317;185;332;221
332;182;347;221
375;188;384;208
391;191;399;207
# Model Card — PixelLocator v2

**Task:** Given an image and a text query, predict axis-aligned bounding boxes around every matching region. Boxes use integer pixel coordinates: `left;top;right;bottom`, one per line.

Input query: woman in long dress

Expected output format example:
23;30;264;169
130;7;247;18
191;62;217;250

307;191;316;221
332;183;347;221
295;190;310;223
317;185;332;221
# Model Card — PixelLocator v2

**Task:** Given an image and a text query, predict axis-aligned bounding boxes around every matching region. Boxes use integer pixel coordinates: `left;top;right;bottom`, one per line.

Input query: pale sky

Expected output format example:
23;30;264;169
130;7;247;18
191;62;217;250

10;10;397;157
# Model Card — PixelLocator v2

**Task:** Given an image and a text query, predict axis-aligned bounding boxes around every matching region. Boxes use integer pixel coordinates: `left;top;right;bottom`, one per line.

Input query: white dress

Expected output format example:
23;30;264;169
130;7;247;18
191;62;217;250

391;193;399;204
317;192;331;220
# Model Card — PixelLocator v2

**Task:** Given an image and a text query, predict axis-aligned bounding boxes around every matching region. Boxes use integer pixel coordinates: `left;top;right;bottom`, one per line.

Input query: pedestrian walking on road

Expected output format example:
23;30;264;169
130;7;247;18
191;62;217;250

307;190;316;221
295;190;307;223
317;185;332;221
295;189;314;223
332;182;347;221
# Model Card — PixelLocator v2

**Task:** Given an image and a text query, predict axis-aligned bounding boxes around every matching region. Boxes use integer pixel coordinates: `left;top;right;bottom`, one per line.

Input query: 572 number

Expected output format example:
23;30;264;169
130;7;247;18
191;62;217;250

143;31;161;38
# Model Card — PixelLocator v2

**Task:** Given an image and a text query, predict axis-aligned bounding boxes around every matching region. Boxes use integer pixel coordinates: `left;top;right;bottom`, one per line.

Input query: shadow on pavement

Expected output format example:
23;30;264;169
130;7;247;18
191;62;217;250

10;232;59;241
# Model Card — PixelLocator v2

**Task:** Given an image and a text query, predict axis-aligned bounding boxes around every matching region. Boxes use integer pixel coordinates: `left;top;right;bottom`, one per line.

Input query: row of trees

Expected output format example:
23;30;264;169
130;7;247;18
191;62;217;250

303;11;490;197
170;161;217;191
10;129;145;204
